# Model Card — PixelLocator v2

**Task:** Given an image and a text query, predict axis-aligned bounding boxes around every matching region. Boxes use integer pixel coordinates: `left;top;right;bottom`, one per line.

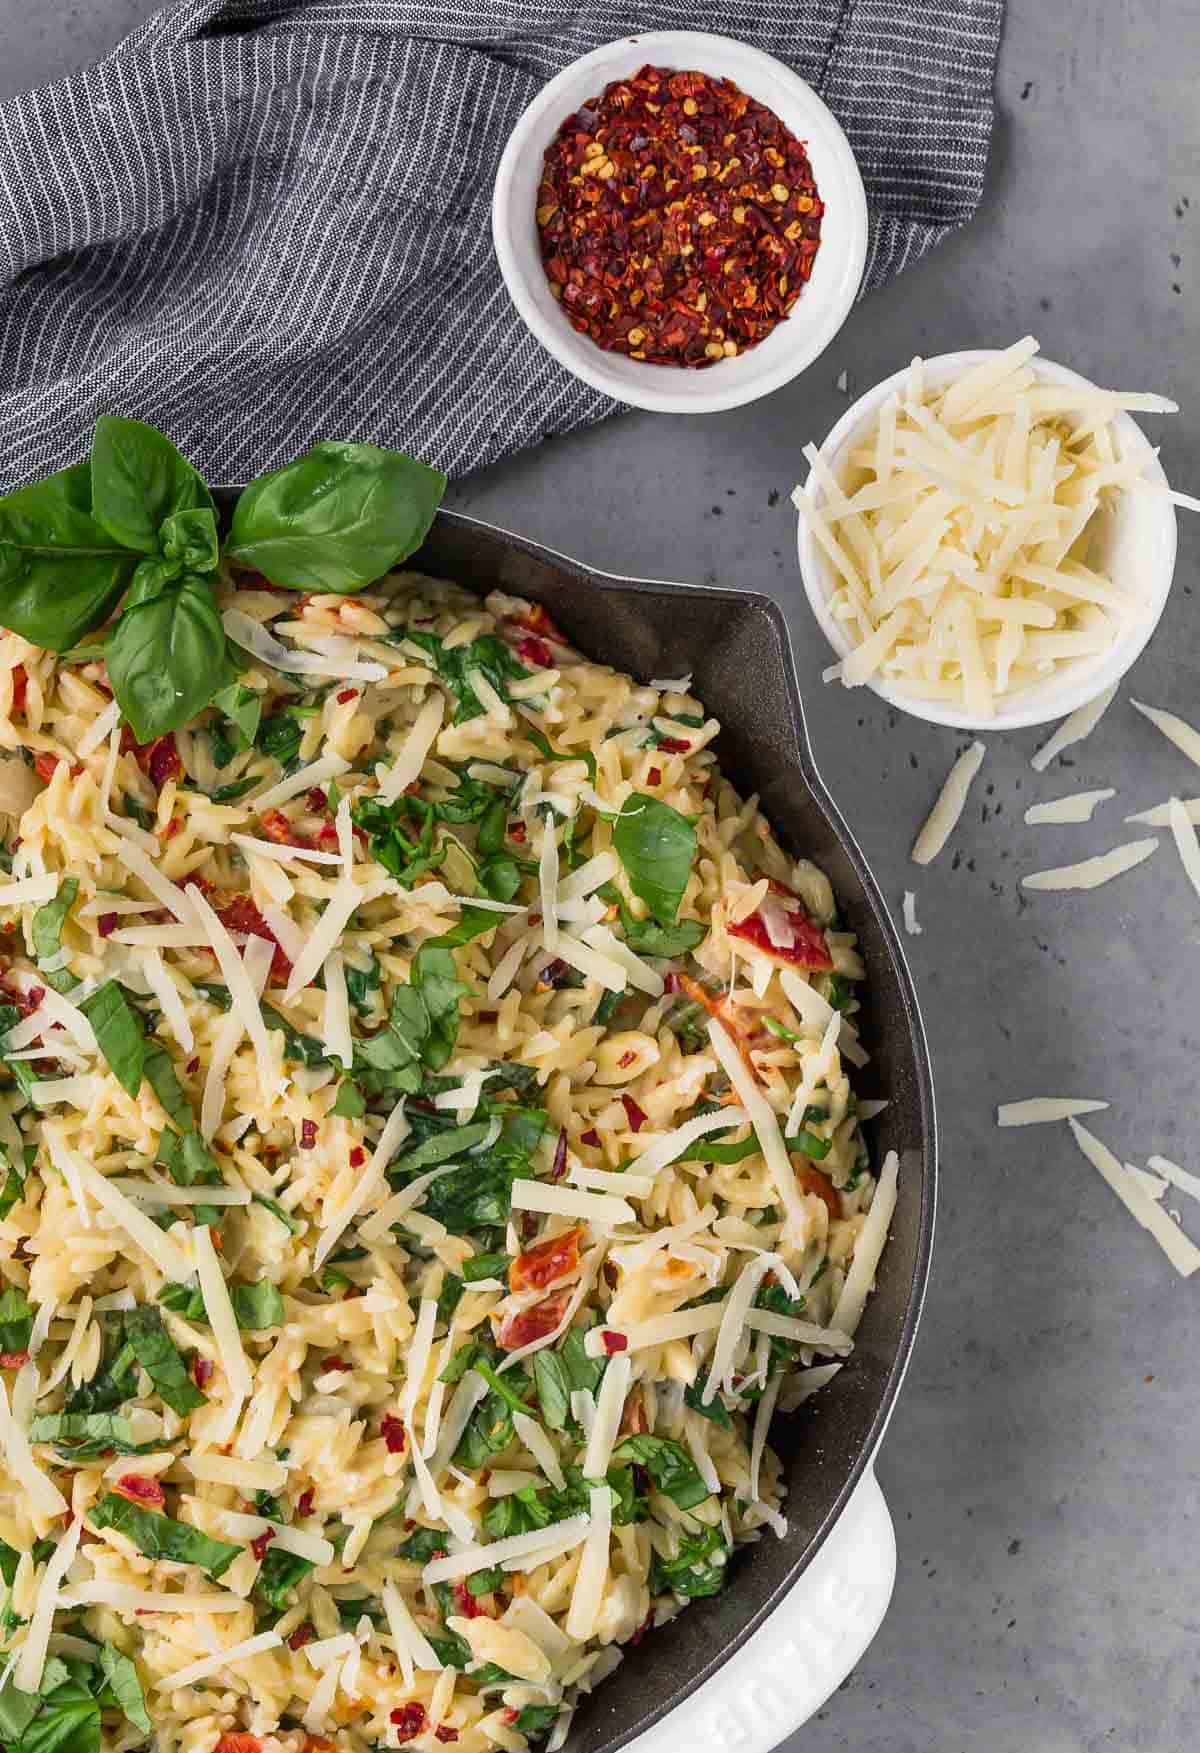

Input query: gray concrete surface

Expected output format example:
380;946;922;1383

3;2;1199;1749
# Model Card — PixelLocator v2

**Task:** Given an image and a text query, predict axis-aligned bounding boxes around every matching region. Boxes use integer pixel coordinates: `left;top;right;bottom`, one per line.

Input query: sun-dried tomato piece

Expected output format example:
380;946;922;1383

115;1474;165;1509
0;1351;29;1369
381;1415;407;1454
794;1158;841;1220
497;1289;571;1351
727;879;833;971
250;1527;276;1560
390;1704;427;1741
517;636;555;669
214;1736;261;1753
509;1226;582;1294
10;667;27;714
259;808;313;850
201;889;292;981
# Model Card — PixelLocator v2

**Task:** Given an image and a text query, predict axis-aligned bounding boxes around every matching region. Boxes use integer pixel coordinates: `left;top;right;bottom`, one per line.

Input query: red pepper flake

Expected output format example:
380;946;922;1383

297;1488;315;1518
621;1093;647;1132
452;1580;484;1619
300;1119;318;1150
192;1356;214;1389
146;735;183;789
601;1329;628;1354
214;1737;261;1753
115;1474;166;1508
630;1609;654;1646
434;1728;459;1744
0;1351;29;1369
390;1705;427;1741
550;1126;568;1180
656;737;691;754
349;1146;366;1168
517;635;555;669
323;1354;352;1372
539;957;571;989
336;688;357;705
288;1623;315;1651
602;1259;619;1290
305;787;329;812
617;1049;636;1069
260;808;314;851
250;1526;276;1560
97;912;119;938
646;766;662;785
581;1127;601;1148
508;820;527;843
187;1056;200;1074
381;1415;407;1454
537;65;824;368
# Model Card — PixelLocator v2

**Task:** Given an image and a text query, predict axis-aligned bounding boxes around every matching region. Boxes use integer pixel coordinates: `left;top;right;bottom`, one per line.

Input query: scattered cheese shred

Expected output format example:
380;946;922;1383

1126;797;1200;828
1131;699;1200;770
703;1253;800;1404
565;1487;611;1642
1069;1120;1200;1278
911;742;985;865
708;1019;807;1237
582;1352;631;1480
194;1224;253;1402
831;1149;899;1336
901;890;921;936
216;1512;333;1565
13;1514;80;1693
377;694;445;802
1024;788;1116;825
512;1409;567;1491
422;1516;591;1585
1146;1154;1200;1207
154;1630;283;1692
997;1097;1109;1127
1022;838;1157;891
1167;796;1200;904
284;877;386;1000
142;950;195;1054
70;1155;192;1280
382;1581;442;1684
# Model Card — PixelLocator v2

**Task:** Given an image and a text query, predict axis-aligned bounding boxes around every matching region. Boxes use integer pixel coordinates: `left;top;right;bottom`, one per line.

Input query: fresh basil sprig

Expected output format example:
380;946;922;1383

0;420;446;743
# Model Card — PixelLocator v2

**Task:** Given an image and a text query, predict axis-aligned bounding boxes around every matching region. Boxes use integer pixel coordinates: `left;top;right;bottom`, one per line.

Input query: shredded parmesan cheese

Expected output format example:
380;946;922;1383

13;1514;80;1692
1022;839;1157;891
194;1224;253;1402
422;1517;591;1585
831;1149;899;1335
565;1487;611;1642
708;1019;807;1237
1024;788;1115;825
1167;796;1200;904
901;890;921;936
912;742;985;865
377;694;445;802
1131;699;1200;770
1069;1120;1200;1278
997;1098;1109;1127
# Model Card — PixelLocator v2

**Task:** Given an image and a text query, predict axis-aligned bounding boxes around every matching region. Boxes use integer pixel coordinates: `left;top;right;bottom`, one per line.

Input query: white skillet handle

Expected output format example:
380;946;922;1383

624;1467;896;1753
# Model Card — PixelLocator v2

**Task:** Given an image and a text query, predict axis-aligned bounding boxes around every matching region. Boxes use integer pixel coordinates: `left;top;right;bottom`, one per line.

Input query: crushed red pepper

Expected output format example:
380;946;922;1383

537;65;824;367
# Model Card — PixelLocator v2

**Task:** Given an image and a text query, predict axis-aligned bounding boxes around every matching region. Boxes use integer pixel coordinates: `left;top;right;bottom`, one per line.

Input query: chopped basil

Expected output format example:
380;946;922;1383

254;1547;314;1612
649;1522;729;1598
252;1192;301;1234
230;1281;285;1330
211;680;262;753
0;1145;24;1220
142;1043;195;1132
97;1645;151;1734
343;955;381;1014
27;1412;143;1459
30;879;79;994
684;1379;733;1430
0;1286;33;1357
89;1492;241;1578
405;631;528;726
396;1527;447;1564
611;1434;710;1509
123;1305;206;1416
523;725;597;784
352;945;466;1095
330;1080;366;1118
466;1565;504;1597
514;1705;560;1741
462;1249;509;1284
78;981;145;1098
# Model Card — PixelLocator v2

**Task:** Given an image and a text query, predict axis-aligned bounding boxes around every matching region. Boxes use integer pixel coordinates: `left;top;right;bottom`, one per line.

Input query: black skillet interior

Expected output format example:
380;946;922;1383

410;511;937;1753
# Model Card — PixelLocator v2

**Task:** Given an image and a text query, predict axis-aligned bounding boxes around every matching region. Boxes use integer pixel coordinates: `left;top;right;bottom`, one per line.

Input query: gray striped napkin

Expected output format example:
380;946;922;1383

0;0;1002;490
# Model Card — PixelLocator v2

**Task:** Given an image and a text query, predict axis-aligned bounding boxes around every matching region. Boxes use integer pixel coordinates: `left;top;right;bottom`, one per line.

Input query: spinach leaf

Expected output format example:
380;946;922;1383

649;1522;729;1599
405;631;528;726
352;794;445;888
89;1492;241;1578
63;1316;137;1414
426;907;502;949
611;1435;710;1509
612;794;696;925
156;1281;206;1321
454;1390;516;1469
343;955;381;1015
142;1043;195;1132
198;985;328;1067
396;1527;447;1564
620;914;707;959
106;571;229;742
254;1547;315;1612
96;1646;151;1735
230;1281;285;1330
0;1145;25;1221
156;1126;222;1188
559;1324;605;1397
532;1349;571;1431
353;946;466;1094
0;1676;42;1744
89;416;212;555
0;1286;33;1357
27;1412;142;1459
478;854;522;903
123;1305;206;1416
15;1672;99;1753
211;776;259;804
462;1249;509;1285
31;879;79;994
78;981;145;1098
389;1121;490;1177
330;1080;366;1118
826;973;855;1013
515;1705;560;1741
466;1564;504;1598
684;1379;733;1430
255;712;303;769
211;680;262;754
407;1110;546;1235
227;442;445;592
438;1341;479;1385
0;464;135;651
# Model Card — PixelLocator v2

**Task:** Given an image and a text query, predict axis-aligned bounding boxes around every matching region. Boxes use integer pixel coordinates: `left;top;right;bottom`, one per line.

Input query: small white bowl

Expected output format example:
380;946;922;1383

796;351;1179;731
492;32;868;415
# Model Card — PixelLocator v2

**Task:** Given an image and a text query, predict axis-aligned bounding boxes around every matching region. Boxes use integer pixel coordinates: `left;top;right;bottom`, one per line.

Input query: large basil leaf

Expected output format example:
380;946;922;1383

89;416;212;555
0;466;135;651
226;442;445;591
612;794;696;925
96;1646;151;1735
106;572;229;742
78;981;145;1098
89;1491;241;1578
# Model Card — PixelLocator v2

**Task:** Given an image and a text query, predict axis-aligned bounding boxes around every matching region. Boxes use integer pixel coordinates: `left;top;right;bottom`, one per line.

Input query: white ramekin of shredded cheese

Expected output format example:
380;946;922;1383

794;343;1179;730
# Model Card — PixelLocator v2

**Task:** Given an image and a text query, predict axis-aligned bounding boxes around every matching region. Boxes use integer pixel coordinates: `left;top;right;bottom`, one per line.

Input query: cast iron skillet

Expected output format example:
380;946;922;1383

225;502;937;1751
